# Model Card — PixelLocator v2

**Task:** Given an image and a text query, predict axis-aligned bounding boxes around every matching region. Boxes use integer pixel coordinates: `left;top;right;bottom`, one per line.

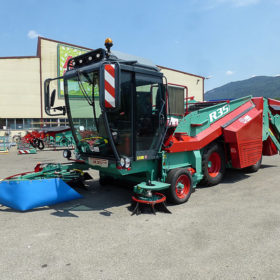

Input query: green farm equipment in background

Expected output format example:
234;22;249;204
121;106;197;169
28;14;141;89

44;128;75;149
18;127;75;151
0;136;10;154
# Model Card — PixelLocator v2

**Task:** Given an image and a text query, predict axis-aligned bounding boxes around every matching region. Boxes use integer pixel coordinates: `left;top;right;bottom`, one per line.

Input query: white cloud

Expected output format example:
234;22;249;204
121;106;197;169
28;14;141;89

226;70;234;75
27;30;40;39
274;74;280;77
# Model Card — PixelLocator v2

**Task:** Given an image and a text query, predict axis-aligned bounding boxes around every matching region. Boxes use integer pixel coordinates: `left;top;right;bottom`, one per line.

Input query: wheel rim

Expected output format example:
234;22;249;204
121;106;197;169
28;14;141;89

208;152;221;178
175;174;191;199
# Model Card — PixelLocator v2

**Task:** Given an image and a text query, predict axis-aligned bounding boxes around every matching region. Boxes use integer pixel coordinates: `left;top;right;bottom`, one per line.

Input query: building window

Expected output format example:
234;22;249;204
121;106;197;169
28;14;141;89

168;86;185;115
23;119;32;129
59;119;69;126
0;118;69;130
7;119;16;129
0;119;6;130
32;119;41;129
15;119;23;130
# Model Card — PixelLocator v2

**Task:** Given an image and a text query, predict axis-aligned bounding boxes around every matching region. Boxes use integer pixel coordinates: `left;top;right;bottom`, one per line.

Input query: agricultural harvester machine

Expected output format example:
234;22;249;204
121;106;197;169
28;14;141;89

1;38;280;213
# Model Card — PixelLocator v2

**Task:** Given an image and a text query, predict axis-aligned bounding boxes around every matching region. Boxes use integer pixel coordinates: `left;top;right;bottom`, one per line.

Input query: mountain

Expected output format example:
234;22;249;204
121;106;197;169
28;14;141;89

205;76;280;101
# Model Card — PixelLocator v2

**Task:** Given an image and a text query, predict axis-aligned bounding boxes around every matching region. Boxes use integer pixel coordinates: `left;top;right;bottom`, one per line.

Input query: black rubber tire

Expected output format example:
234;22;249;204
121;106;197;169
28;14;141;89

243;157;262;173
30;140;37;148
37;139;45;150
99;176;112;186
166;168;193;204
201;142;226;186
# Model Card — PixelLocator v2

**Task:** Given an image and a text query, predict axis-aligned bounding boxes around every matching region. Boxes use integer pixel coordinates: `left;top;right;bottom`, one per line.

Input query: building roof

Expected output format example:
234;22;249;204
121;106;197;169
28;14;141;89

157;65;205;80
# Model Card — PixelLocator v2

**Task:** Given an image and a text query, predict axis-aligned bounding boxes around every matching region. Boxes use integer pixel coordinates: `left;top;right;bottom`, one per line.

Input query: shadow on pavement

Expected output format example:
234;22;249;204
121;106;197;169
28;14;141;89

222;168;250;184
197;164;278;189
197;168;252;188
258;164;277;169
50;180;133;217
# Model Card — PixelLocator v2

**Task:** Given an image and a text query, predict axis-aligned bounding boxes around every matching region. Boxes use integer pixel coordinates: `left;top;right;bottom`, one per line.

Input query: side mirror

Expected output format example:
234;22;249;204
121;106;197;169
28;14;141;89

44;76;66;116
45;78;51;113
50;89;56;107
100;63;121;111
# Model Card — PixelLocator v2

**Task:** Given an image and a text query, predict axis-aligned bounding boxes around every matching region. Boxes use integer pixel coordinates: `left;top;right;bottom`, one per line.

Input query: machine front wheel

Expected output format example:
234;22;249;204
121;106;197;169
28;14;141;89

201;142;226;186
166;168;193;204
99;176;113;186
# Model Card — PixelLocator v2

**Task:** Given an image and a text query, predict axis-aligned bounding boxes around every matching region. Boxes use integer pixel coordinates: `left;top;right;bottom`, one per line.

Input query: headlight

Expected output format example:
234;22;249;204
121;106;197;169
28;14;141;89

120;157;125;167
125;158;131;169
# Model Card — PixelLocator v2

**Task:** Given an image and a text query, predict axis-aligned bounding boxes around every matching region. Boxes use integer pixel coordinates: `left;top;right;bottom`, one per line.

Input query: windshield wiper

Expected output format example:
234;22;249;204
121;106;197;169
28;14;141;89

77;70;93;106
76;70;100;132
82;72;93;85
92;79;99;132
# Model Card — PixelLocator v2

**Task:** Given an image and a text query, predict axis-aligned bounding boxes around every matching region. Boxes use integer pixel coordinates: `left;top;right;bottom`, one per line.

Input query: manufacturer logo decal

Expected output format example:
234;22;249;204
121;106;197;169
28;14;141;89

209;105;230;123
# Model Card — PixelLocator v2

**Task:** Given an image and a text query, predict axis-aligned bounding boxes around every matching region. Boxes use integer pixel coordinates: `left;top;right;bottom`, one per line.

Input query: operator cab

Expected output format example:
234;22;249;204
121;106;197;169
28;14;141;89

45;38;167;168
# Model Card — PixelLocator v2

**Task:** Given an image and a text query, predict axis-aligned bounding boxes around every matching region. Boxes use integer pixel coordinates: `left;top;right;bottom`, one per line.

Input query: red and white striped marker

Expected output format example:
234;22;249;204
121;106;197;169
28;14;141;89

104;64;116;108
18;150;36;154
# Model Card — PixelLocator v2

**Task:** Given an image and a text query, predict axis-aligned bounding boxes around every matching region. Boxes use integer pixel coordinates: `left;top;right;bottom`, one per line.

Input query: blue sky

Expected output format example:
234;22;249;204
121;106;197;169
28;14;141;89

0;0;279;91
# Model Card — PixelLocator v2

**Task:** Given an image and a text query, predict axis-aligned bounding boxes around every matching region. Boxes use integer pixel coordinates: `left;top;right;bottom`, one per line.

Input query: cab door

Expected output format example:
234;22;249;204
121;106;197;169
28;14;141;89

134;73;166;160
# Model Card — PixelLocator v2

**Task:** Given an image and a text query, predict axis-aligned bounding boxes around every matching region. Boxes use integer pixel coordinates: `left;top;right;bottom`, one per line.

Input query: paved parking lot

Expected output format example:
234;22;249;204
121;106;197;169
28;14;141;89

0;148;280;280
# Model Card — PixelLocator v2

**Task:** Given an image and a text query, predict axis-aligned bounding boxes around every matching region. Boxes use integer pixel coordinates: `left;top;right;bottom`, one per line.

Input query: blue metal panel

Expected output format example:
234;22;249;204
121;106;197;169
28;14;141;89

0;178;82;211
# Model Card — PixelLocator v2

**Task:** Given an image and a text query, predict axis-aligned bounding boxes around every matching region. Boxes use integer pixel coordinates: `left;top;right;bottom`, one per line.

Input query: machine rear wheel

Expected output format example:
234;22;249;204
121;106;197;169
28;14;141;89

166;168;193;204
201;142;225;186
243;157;262;173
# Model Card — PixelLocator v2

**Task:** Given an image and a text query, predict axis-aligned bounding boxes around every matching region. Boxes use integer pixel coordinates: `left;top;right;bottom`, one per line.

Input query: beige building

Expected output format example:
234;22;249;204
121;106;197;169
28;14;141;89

0;37;204;135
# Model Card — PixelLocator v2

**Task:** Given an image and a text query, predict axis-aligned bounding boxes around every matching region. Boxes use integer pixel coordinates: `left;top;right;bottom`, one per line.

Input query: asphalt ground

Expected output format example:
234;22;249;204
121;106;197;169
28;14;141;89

0;148;280;280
